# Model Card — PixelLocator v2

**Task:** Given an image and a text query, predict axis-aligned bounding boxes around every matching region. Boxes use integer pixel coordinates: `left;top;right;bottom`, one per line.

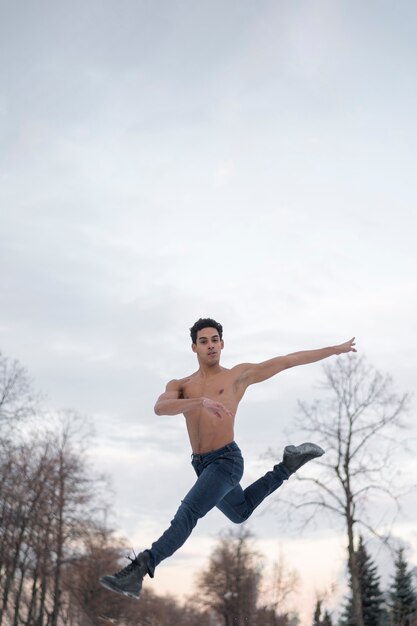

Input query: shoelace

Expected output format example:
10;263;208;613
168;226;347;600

115;551;139;578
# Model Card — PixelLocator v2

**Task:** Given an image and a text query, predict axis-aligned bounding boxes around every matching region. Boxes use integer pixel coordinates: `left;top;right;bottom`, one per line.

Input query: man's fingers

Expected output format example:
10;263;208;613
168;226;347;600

205;399;234;418
219;404;234;417
348;337;357;352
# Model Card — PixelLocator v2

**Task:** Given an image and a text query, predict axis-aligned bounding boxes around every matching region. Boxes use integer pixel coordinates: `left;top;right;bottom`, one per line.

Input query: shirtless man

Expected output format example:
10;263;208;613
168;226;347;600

100;317;356;599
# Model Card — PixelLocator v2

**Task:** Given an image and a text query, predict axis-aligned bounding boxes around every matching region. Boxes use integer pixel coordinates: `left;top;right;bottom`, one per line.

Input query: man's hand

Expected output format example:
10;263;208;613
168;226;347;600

202;398;234;419
334;337;357;355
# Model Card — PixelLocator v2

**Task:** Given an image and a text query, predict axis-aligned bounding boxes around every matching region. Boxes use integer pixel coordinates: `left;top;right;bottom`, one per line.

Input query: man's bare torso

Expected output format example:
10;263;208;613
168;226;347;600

155;324;356;456
176;365;247;454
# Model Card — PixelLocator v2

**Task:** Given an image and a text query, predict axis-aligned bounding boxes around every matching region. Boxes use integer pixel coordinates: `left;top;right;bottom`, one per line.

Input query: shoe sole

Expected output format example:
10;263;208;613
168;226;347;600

284;443;324;457
99;577;140;600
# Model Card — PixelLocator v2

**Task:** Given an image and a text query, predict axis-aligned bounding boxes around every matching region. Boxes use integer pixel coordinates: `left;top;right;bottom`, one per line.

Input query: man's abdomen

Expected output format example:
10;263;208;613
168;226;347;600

186;413;235;454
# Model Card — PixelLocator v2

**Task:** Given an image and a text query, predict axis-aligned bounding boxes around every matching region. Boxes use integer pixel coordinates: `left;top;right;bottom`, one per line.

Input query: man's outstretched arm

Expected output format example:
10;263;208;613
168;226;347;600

239;337;356;386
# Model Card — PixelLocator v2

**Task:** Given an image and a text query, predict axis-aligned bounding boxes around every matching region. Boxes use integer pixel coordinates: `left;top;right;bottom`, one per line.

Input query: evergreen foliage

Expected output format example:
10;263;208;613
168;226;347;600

313;600;322;626
389;548;417;626
313;599;333;626
341;536;386;626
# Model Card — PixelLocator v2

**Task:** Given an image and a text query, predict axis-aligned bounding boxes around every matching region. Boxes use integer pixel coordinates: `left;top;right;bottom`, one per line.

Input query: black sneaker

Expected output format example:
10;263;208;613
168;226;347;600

100;552;150;599
282;442;324;474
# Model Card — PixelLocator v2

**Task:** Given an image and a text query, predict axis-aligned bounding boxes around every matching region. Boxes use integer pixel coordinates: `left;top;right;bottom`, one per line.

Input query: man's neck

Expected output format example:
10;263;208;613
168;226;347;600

198;362;223;378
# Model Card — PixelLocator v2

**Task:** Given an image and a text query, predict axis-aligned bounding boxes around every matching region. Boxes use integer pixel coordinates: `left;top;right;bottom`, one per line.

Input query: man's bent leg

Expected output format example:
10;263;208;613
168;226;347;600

217;442;324;523
217;462;290;523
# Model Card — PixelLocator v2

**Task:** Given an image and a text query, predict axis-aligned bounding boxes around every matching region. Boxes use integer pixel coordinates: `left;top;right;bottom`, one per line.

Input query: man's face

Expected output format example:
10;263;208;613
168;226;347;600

192;327;224;364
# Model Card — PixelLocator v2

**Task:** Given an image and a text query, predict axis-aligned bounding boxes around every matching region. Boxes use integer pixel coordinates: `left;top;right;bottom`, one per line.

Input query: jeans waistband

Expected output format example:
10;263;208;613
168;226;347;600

191;441;239;462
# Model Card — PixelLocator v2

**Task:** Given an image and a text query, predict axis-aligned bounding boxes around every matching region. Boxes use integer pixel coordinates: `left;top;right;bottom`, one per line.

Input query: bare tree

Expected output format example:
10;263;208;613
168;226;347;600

259;549;299;622
0;411;112;626
0;437;55;626
0;351;39;432
0;350;215;626
276;354;412;626
197;527;262;626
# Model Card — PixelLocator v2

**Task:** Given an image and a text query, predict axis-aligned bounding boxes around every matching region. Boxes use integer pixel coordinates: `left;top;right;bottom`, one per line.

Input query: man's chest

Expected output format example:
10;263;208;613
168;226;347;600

183;376;234;401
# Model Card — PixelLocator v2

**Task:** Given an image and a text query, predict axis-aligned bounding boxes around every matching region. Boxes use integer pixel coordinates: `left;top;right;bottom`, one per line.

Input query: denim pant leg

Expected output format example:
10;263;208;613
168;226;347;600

146;443;243;577
216;462;290;523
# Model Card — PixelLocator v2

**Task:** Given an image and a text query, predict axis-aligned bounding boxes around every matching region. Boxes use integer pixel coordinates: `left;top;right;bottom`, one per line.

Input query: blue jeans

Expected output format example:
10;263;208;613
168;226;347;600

146;442;289;577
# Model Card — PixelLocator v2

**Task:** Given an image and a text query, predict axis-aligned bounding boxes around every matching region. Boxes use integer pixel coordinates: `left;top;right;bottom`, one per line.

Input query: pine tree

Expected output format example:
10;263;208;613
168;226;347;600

342;536;385;626
389;548;417;626
313;599;322;626
313;599;333;626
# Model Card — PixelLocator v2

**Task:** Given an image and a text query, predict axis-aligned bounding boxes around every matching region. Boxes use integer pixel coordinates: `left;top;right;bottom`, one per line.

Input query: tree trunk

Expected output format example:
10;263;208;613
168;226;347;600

26;567;39;626
50;451;65;626
1;528;25;624
346;513;364;626
12;560;27;626
37;573;48;626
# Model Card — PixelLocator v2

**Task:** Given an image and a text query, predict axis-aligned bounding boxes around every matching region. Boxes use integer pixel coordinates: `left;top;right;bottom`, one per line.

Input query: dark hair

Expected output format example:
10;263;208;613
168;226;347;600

190;318;223;344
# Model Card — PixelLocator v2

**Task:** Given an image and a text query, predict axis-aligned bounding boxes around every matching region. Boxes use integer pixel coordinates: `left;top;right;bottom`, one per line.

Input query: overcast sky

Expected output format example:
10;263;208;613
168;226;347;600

1;0;417;623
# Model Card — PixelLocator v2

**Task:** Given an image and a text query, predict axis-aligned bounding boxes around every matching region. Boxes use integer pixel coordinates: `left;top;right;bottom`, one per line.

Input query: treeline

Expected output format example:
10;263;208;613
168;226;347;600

313;536;417;626
269;353;417;626
1;350;417;626
0;350;294;626
197;528;417;626
0;350;208;626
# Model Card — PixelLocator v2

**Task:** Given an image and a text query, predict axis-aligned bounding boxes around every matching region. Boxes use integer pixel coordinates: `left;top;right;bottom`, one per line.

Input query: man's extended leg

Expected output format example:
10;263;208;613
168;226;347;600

146;444;244;576
100;443;243;597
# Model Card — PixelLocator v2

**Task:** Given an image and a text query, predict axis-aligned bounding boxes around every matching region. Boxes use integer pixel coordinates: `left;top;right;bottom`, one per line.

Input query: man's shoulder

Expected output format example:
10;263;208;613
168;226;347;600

229;362;255;387
167;372;198;388
229;362;253;374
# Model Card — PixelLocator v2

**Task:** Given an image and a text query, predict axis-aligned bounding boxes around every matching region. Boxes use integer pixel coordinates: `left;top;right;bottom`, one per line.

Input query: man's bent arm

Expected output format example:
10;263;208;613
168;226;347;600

154;381;234;417
154;395;204;416
242;337;356;386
